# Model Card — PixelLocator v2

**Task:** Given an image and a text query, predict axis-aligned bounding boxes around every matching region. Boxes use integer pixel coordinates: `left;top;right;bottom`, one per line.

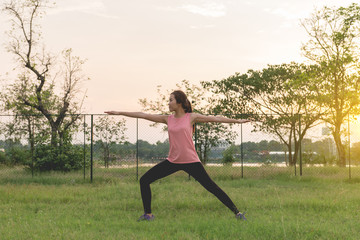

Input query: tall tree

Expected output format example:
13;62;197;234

204;63;324;165
301;3;360;166
139;80;237;163
2;0;88;148
93;116;127;168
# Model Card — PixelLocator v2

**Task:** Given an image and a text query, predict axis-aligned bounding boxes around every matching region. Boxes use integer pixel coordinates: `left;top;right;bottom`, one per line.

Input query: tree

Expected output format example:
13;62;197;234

139;80;237;163
0;73;50;171
301;3;360;166
204;63;324;165
2;0;88;149
93;116;127;168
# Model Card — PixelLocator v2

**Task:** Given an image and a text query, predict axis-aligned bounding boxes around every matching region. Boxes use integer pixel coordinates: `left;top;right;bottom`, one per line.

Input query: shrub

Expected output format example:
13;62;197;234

33;144;84;172
222;144;238;165
0;151;8;165
3;147;31;166
222;151;234;164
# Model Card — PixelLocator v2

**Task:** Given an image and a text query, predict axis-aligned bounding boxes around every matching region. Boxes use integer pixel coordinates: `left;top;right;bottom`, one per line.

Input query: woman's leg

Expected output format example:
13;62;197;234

139;160;179;214
182;162;240;214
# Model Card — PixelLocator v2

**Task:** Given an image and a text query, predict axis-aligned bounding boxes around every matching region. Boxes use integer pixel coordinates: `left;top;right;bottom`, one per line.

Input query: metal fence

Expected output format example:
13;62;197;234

0;114;359;183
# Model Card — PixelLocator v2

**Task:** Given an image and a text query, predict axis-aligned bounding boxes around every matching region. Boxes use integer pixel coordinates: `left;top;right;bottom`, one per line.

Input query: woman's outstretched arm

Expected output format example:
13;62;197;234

192;113;250;124
105;111;168;124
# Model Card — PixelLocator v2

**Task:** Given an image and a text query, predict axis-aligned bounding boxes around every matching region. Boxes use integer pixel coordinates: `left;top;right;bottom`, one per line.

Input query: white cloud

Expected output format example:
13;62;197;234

48;0;119;19
180;2;227;17
157;1;227;18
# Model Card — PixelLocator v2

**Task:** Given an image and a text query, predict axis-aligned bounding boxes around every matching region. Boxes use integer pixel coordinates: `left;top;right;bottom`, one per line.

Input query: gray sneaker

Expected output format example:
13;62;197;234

137;213;155;222
236;212;247;220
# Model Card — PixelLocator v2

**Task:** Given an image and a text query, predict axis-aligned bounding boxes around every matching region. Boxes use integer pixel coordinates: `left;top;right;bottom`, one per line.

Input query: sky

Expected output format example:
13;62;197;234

0;0;357;114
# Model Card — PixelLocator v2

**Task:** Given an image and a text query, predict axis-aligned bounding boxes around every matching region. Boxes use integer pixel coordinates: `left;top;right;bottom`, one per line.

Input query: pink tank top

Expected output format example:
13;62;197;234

167;113;201;164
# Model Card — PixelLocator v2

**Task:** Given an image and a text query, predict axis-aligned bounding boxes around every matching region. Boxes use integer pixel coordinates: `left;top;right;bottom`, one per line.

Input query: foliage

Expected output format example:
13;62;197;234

92;116;127;167
0;139;30;166
2;0;88;148
0;130;84;172
92;139;169;164
5;147;31;166
33;142;84;172
1;0;88;172
301;138;338;165
137;140;163;160
204;63;324;165
0;151;8;165
350;142;360;165
222;144;238;164
301;3;360;166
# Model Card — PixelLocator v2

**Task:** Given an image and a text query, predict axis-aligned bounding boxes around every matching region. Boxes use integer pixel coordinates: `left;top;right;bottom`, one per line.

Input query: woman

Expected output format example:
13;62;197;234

105;90;250;221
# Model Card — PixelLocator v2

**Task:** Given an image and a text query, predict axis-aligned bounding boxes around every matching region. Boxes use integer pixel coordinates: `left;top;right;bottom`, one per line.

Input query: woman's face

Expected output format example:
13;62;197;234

168;94;180;112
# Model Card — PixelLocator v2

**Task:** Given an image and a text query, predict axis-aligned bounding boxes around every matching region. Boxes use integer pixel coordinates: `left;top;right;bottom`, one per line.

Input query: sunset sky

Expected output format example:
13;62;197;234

0;0;356;114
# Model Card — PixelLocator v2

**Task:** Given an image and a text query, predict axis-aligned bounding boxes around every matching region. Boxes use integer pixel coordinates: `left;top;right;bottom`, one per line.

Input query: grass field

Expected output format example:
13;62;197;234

0;166;360;240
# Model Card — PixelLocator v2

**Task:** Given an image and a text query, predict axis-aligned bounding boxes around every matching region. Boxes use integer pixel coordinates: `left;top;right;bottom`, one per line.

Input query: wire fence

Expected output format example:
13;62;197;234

0;113;359;183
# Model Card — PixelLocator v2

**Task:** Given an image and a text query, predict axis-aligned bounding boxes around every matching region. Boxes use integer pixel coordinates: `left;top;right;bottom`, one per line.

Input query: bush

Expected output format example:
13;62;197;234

222;151;234;164
33;144;84;172
0;151;8;165
6;147;31;166
303;152;337;165
222;144;237;165
0;147;31;166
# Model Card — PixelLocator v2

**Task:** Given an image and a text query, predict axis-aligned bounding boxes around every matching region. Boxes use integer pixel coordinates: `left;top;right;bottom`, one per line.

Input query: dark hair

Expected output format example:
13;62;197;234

171;90;193;113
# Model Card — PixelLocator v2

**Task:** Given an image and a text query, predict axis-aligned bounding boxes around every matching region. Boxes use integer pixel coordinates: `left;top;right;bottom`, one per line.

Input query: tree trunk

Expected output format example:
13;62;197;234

50;126;58;148
288;145;294;166
287;127;295;166
333;129;346;166
27;117;35;173
293;143;299;167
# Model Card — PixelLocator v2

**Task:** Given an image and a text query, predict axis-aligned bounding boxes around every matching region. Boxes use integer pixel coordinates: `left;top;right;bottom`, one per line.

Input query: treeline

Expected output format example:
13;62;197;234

92;139;170;165
217;139;339;165
2;136;360;168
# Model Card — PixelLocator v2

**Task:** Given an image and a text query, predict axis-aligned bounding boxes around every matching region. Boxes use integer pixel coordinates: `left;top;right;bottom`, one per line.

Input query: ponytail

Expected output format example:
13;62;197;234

184;99;193;113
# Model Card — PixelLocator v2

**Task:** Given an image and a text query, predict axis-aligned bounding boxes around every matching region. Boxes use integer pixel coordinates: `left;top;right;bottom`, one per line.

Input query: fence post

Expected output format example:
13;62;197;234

90;114;93;183
299;114;302;176
241;121;244;179
294;155;297;176
31;116;35;178
191;123;198;180
136;118;139;181
83;114;86;180
194;123;197;153
348;113;351;180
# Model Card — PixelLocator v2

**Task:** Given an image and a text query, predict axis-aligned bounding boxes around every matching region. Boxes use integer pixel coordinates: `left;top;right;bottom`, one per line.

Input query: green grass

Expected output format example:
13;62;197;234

1;166;360;239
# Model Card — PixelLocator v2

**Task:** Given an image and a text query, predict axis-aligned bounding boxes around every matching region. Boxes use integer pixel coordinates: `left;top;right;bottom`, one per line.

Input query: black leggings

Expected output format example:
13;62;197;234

139;160;239;215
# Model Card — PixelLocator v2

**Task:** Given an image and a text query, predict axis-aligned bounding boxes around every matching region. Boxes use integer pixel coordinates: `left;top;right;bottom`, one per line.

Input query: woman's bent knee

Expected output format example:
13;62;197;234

140;174;154;186
140;175;148;186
